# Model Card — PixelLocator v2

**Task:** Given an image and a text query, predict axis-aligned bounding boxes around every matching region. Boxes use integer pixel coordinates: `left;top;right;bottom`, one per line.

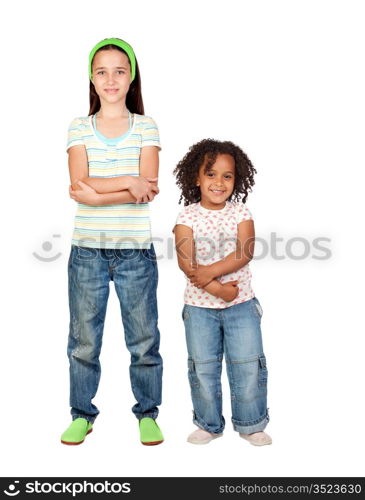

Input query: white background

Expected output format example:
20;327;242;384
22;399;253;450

1;0;364;477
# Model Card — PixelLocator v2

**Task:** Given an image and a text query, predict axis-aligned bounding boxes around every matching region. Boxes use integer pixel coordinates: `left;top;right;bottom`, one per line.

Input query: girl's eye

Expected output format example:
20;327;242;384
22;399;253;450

96;70;125;75
225;175;233;179
206;172;214;177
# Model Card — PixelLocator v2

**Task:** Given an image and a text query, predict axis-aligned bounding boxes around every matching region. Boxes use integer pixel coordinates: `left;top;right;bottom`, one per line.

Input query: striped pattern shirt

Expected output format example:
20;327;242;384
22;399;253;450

66;113;161;249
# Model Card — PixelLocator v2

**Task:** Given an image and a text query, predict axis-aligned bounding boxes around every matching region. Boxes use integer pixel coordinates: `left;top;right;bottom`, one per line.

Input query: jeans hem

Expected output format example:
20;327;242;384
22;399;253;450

232;410;270;434
71;414;97;424
193;412;225;435
136;412;159;420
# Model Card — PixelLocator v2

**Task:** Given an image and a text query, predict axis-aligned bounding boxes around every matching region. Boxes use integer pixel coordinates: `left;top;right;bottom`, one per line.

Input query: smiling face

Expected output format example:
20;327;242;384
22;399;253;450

196;153;236;210
91;49;131;106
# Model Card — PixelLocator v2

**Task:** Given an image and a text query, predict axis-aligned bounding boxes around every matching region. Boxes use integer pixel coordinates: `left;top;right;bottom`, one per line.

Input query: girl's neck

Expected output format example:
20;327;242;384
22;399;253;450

97;102;129;120
199;199;227;211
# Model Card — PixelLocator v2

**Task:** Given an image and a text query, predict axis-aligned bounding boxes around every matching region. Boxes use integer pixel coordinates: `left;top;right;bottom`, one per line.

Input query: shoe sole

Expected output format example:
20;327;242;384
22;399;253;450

240;434;272;446
61;428;93;446
141;439;164;446
187;433;223;445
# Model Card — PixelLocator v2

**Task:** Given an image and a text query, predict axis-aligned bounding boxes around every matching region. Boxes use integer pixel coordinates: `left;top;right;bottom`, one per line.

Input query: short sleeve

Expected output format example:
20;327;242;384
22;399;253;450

236;203;253;223
66;117;84;152
172;207;193;232
141;116;161;150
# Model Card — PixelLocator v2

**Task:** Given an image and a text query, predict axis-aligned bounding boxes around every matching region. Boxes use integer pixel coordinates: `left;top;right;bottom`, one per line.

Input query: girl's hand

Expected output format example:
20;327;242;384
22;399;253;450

187;265;215;288
69;180;100;205
218;281;239;302
128;176;159;203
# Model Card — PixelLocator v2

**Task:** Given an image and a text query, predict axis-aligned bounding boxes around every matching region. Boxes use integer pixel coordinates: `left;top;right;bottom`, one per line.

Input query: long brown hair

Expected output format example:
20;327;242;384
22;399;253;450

88;45;144;116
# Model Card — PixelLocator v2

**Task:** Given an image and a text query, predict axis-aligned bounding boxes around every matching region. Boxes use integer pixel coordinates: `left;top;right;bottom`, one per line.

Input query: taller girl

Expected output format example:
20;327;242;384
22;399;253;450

61;38;164;446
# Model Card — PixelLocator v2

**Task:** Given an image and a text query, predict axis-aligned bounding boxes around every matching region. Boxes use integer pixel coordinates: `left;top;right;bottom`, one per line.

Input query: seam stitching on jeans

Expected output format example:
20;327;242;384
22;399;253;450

192;358;220;365
227;356;260;364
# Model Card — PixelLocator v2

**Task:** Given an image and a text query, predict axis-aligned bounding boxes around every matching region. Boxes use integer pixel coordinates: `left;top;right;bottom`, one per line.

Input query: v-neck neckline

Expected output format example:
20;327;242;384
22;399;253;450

89;112;136;147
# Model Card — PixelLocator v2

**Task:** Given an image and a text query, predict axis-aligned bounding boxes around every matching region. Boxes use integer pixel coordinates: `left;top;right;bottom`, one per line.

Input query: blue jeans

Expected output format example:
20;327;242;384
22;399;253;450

67;244;163;423
183;298;269;434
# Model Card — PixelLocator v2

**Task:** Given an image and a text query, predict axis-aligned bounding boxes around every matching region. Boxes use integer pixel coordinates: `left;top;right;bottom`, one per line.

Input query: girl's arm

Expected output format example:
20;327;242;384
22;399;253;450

139;145;159;180
68;145;160;204
174;224;227;299
187;220;255;288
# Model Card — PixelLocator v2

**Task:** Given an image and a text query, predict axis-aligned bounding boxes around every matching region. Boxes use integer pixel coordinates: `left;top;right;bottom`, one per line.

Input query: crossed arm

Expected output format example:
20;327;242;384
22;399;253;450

68;144;160;205
174;219;255;302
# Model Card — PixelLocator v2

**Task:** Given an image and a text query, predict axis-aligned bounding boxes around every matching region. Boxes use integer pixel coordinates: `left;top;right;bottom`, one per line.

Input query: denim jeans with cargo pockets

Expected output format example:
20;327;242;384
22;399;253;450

67;244;163;423
183;297;269;434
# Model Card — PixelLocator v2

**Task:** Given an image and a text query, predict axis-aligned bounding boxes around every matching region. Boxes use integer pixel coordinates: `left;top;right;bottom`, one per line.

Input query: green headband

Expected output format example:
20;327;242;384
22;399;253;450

88;37;136;82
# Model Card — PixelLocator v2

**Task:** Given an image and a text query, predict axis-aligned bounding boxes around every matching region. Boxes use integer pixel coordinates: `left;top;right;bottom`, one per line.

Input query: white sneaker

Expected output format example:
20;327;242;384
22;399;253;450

187;429;223;445
239;431;272;446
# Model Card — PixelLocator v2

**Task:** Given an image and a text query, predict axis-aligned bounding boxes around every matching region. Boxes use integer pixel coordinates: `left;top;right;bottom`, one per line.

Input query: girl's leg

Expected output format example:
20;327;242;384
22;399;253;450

222;297;270;434
67;245;110;423
112;244;163;419
183;305;224;434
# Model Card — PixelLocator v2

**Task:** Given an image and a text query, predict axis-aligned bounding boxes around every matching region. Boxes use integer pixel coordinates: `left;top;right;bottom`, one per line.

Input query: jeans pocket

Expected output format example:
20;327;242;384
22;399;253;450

68;246;74;271
188;358;200;389
252;297;263;319
142;244;157;263
258;355;268;388
182;305;189;321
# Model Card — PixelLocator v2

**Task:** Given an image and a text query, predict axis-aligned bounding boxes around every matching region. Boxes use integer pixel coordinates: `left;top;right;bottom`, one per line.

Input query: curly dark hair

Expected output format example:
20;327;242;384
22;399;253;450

173;138;257;205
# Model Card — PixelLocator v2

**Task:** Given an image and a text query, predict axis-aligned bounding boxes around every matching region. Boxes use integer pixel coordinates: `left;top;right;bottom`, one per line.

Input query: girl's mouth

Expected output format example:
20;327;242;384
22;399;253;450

105;89;119;93
210;189;225;195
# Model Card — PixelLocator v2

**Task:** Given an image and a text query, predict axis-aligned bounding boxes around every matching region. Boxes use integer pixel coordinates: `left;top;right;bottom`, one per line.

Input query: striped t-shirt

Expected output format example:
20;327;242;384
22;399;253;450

66;113;161;249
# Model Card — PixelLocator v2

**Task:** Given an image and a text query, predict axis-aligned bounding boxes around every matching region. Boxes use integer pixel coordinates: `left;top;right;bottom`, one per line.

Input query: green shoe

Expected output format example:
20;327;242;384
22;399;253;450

61;418;93;445
139;417;164;446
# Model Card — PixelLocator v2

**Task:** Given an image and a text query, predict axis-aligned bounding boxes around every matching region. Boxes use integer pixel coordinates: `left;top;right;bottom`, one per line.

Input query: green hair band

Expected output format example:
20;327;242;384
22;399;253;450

88;37;136;82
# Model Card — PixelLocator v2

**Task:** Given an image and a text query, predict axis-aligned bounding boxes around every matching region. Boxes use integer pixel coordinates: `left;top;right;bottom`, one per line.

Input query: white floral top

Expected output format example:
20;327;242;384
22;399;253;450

174;201;255;309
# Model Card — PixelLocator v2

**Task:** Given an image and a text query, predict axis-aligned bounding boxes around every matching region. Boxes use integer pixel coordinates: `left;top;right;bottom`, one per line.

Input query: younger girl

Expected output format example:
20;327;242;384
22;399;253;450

173;139;271;446
61;38;163;446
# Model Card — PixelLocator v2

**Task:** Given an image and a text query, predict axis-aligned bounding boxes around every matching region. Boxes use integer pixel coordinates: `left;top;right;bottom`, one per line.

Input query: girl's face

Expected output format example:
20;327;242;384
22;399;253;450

196;154;235;210
91;49;132;106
